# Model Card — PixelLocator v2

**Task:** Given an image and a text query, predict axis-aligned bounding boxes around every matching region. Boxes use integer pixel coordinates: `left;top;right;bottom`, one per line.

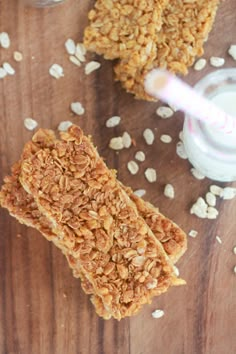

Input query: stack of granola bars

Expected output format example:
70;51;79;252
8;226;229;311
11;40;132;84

84;0;220;100
0;125;187;320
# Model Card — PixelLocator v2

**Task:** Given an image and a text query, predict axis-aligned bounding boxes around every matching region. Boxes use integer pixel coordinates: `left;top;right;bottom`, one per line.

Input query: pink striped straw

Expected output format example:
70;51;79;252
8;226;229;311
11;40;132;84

145;69;236;134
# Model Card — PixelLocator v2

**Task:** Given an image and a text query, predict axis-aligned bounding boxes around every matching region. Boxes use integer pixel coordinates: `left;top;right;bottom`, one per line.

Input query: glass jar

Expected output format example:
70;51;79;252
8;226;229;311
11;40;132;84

24;0;65;7
183;68;236;182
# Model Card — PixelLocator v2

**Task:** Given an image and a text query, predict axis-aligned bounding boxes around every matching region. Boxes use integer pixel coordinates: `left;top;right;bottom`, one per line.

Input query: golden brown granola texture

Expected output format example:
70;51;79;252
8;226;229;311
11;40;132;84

84;0;169;60
0;125;186;320
84;0;220;100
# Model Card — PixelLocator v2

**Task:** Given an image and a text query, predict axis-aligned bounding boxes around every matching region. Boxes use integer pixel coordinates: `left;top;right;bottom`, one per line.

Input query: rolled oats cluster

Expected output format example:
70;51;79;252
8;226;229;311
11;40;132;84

0;125;186;320
84;0;220;100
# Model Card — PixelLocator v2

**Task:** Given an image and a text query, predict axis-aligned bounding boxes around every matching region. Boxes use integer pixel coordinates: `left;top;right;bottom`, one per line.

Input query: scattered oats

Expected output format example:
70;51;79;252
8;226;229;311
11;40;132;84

191;168;205;180
13;51;23;62
24;118;38;131
215;235;222;244
70;102;85;115
122;131;132;148
143;128;155;145
233;246;236;255
69;55;81;67
0;67;7;78
206;192;216;207
233;265;236;274
220;187;236;200
188;230;198;238
228;45;236;61
173;266;179;277
156;106;174;119
145;168;157;183
210;57;225;67
164;184;175;199
152;309;164;319
75;43;86;62
133;189;146;198
210;185;223;196
105;116;121;128
0;32;10;48
85;61;101;75
58;121;73;132
160;134;172;143
135;151;145;162
65;38;76;55
207;206;219;219
3;62;15;75
190;198;208;218
109;137;124;150
127;160;139;175
194;58;207;71
49;64;64;79
179;131;183;141
176;141;188;159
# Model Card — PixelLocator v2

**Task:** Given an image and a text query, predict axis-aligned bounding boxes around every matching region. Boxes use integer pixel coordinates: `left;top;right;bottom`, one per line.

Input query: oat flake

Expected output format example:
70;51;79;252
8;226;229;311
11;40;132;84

13;51;23;62
0;67;7;78
143;128;155;145
164;184;175;199
133;189;146;198
24;118;38;131
109;137;124;150
3;62;15;75
65;38;76;55
105;116;121;128
191;168;205;180
152;309;164;319
156;106;174;119
69;55;81;67
49;64;64;79
135;151;145;162
122;132;132;148
85;61;101;75
206;192;216;207
194;58;207;71
58;121;73;132
145;168;157;183
0;32;10;48
216;236;222;244
160;134;172;143
70;102;85;115
233;246;236;255
210;185;223;196
188;230;198;238
228;45;236;61
127;161;139;175
176;141;188;159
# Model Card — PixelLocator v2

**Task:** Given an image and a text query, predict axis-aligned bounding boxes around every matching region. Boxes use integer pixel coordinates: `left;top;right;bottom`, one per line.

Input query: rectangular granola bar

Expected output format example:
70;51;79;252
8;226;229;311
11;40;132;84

19;125;182;320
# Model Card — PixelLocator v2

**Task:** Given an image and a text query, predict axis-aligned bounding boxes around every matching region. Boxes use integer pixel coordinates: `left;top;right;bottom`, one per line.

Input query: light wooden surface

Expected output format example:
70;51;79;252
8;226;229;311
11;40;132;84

0;1;236;353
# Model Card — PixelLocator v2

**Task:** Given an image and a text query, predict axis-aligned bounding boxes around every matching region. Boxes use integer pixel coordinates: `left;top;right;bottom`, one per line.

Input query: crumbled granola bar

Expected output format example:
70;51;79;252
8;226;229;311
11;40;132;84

84;0;168;60
84;0;219;100
114;0;220;100
20;125;183;320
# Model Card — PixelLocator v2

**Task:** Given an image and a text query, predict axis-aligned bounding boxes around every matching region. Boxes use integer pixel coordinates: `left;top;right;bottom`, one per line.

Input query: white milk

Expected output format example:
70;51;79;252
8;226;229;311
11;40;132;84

183;88;236;182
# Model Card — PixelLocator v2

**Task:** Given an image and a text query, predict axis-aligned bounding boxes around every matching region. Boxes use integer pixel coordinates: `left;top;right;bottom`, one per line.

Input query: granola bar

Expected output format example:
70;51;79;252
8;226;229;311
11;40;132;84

125;188;187;264
84;0;168;60
19;125;183;320
114;0;220;100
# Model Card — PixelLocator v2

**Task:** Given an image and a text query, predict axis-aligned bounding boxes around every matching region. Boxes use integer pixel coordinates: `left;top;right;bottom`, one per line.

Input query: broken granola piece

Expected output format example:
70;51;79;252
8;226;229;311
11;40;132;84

114;0;219;100
20;125;183;320
125;187;187;264
84;0;168;60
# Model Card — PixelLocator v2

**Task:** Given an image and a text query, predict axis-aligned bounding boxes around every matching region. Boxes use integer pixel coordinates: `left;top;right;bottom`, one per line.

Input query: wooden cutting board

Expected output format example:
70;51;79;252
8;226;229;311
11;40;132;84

0;1;235;353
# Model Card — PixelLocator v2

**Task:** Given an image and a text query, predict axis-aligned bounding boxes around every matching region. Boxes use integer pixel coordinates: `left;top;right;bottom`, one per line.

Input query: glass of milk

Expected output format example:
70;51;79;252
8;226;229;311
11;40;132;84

183;68;236;182
24;0;65;7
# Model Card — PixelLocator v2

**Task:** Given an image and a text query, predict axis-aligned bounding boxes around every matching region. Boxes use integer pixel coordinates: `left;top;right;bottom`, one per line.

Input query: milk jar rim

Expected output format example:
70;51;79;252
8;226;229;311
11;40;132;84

183;68;236;181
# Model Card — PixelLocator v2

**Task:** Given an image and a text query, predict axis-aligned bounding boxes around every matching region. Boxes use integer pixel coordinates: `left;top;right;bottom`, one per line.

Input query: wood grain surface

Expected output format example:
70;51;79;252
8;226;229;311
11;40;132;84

0;1;236;353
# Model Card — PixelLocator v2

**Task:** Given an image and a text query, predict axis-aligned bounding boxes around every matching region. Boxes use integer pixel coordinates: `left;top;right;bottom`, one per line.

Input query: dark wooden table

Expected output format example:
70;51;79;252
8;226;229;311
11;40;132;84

0;1;236;353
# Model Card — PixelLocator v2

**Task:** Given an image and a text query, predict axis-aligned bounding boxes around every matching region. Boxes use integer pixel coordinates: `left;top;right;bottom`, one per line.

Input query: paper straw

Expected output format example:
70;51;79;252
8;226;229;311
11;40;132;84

145;69;236;134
